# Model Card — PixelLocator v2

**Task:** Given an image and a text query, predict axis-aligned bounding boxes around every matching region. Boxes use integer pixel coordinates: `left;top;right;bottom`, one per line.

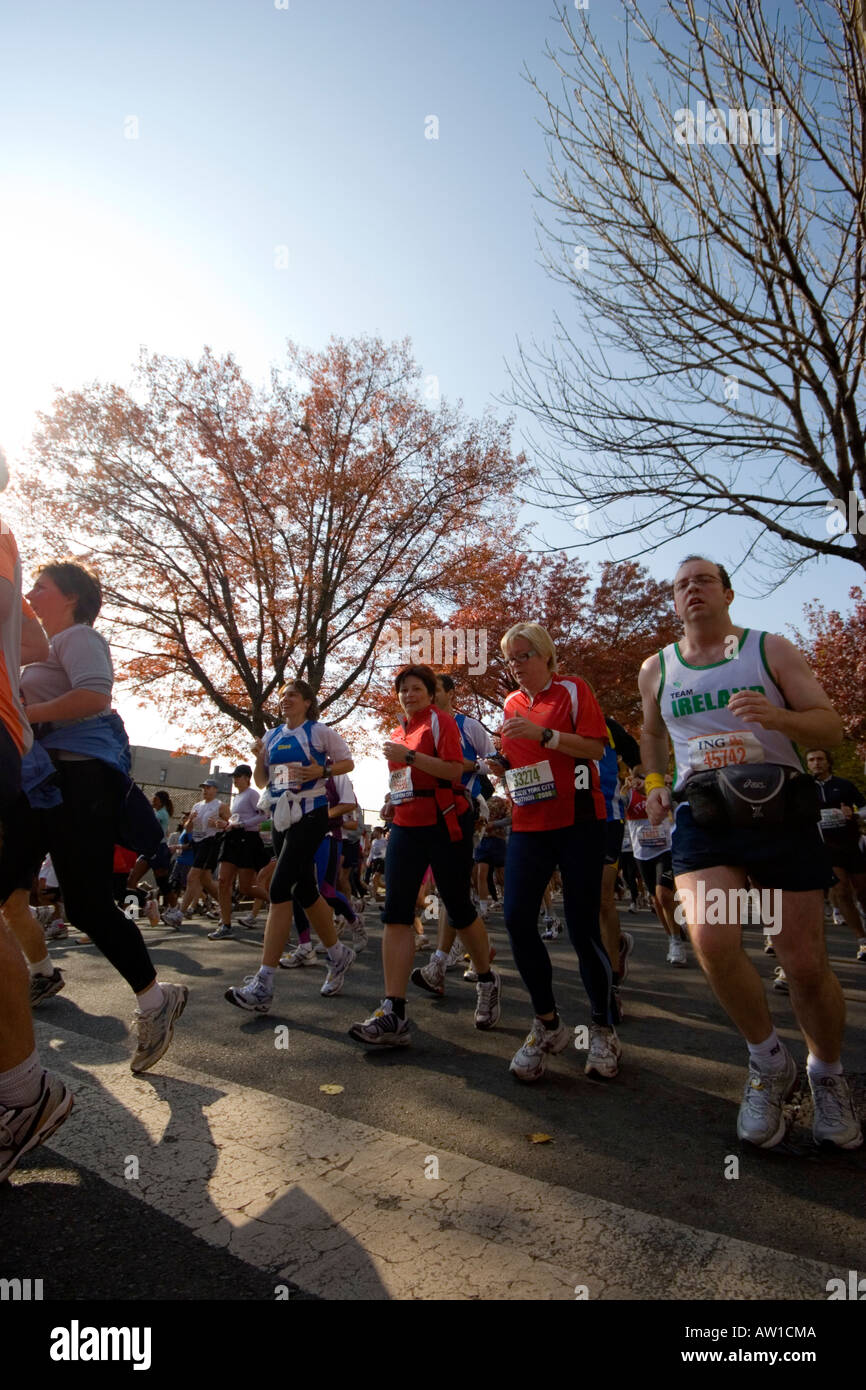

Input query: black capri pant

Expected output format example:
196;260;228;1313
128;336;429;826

384;808;477;929
270;805;330;910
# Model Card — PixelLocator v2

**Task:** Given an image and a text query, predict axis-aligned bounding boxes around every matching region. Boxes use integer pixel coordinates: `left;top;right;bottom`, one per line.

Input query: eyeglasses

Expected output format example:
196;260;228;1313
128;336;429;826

507;650;537;665
673;575;723;594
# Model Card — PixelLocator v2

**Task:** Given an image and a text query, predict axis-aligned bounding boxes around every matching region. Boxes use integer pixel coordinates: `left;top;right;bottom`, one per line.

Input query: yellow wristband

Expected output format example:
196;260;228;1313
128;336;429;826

644;773;666;794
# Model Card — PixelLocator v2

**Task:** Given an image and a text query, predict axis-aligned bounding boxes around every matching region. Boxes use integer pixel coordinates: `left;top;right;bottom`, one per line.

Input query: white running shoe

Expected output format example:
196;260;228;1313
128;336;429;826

321;942;356;996
809;1073;863;1149
763;934;776;956
772;966;789;994
411;954;447;996
348;999;411;1047
736;1049;797;1147
43;919;70;942
617;930;634;982
224;972;273;1013
667;938;688;967
351;922;368;952
279;943;317;969
474;970;502;1030
445;938;465;971
509;1017;571;1082
237;913;260;929
584;1024;622;1079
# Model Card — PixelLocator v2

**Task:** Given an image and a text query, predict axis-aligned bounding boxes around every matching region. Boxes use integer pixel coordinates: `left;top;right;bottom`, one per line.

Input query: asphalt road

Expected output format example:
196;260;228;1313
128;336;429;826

3;896;864;1300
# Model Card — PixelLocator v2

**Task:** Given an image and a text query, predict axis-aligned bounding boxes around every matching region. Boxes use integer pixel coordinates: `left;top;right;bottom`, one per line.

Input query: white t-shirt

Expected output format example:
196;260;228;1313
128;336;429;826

39;854;59;890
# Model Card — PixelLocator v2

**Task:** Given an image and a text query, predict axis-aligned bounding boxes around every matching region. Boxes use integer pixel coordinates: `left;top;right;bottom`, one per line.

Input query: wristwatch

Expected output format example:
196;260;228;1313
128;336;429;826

540;728;554;747
405;750;416;766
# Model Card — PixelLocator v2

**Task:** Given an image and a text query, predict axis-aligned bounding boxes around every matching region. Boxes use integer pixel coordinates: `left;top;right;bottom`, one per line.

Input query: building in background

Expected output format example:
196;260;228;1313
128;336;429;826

129;746;233;824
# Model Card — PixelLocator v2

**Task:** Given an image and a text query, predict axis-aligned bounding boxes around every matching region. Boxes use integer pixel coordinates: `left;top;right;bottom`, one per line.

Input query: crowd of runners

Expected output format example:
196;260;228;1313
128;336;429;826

1;479;864;1179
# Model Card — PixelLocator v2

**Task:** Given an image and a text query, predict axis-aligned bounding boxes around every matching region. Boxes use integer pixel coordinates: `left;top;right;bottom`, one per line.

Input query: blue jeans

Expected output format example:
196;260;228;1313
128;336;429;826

504;820;612;1025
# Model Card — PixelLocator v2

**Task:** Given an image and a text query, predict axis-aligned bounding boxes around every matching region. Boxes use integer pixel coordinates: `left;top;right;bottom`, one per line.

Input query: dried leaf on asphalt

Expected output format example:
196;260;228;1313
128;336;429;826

527;1133;553;1144
319;1084;344;1094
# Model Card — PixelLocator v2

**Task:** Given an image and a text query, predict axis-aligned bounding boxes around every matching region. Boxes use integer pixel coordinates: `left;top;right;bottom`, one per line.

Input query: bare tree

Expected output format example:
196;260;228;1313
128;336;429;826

512;0;866;586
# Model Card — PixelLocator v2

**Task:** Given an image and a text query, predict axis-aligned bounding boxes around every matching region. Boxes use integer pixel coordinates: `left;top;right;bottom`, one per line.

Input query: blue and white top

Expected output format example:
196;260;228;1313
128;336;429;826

454;712;496;798
261;719;352;830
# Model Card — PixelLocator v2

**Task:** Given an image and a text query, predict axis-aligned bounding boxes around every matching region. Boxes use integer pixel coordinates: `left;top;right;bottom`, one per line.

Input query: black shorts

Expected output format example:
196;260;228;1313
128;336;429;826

474;836;506;867
384;810;477;930
341;840;361;868
826;842;866;877
192;836;223;873
672;804;832;892
218;827;269;872
637;851;674;893
368;857;384;874
0;791;42;900
604;820;625;866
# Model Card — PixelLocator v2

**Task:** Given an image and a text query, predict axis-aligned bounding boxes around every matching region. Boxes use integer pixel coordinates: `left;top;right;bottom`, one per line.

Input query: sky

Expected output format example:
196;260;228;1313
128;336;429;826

1;0;859;814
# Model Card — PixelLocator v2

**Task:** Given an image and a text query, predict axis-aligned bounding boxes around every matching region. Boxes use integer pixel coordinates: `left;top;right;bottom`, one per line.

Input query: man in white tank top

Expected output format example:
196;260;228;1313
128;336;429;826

638;556;861;1152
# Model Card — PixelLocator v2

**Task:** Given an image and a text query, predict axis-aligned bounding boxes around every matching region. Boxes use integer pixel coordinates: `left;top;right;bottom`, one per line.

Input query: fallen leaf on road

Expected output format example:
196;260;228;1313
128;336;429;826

527;1133;553;1144
319;1084;344;1094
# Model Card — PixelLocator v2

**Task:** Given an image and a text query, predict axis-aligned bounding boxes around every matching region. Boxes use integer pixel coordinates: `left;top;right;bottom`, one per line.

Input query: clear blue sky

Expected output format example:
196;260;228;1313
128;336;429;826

1;0;858;805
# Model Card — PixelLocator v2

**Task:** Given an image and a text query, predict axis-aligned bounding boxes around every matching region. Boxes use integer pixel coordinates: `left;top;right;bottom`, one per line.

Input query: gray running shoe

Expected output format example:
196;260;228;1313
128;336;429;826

509;1017;571;1082
810;1073;863;1149
474;969;502;1030
0;1072;74;1182
237;913;260;929
772;966;789;993
348;999;410;1047
736;1050;797;1148
43;919;69;942
411;954;447;996
351;922;368;952
207;923;233;940
29;968;66;1008
321;942;356;997
130;983;189;1073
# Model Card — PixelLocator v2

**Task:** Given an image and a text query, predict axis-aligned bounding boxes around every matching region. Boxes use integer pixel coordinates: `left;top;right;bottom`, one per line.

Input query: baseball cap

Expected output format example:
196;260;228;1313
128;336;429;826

232;764;252;779
200;777;220;788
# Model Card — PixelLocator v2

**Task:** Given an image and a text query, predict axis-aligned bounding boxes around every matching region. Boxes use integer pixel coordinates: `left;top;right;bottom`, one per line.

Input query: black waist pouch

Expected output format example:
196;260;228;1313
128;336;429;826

675;764;819;832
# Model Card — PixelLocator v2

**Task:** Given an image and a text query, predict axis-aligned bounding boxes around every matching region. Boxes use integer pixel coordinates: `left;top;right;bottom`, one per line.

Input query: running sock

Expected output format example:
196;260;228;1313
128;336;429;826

30;956;54;978
747;1030;787;1073
0;1049;42;1109
326;942;346;962
135;983;165;1013
258;965;276;980
806;1053;843;1080
386;996;406;1019
433;949;449;963
476;970;495;983
478;900;489;915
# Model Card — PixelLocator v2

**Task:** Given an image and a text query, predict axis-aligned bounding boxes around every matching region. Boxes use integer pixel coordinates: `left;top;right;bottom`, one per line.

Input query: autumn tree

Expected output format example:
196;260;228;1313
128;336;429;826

513;0;866;587
367;553;677;736
18;337;524;753
798;587;866;759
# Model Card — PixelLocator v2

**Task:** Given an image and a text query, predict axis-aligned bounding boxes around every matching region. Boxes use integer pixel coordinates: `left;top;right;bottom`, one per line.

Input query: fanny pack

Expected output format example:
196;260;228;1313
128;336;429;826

674;763;819;832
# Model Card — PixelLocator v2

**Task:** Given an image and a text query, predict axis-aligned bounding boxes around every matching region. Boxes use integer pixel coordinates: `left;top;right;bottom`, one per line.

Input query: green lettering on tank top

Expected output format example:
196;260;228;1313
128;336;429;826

717;689;729;707
692;693;704;712
668;685;765;720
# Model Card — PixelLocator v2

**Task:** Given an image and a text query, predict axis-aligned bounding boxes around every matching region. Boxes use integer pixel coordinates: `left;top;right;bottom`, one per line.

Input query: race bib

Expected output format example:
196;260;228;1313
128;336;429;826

389;766;415;804
505;760;557;805
820;807;847;831
688;730;764;772
637;824;668;849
